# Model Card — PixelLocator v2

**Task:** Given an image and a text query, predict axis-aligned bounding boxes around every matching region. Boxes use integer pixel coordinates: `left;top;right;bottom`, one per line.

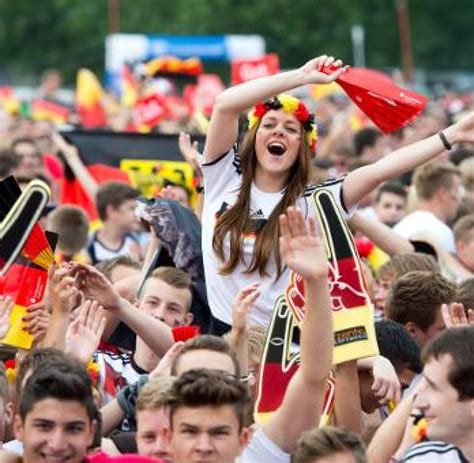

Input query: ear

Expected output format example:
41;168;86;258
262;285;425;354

404;321;419;338
184;312;194;326
4;401;14;425
13;414;23;441
239;427;251;451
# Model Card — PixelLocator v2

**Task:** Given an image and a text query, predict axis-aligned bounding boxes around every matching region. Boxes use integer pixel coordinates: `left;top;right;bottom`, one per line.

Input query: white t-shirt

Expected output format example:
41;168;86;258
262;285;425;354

237;427;290;463
393;210;456;254
403;441;469;462
200;147;350;326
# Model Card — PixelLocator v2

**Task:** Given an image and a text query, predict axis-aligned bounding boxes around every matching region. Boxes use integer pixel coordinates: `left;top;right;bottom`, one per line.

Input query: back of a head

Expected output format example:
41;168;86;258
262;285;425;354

422;326;474;400
48;205;90;255
95;255;141;282
354;127;381;157
456;278;474;311
413;160;460;200
19;359;96;422
377;252;440;282
171;334;240;377
375;320;422;374
385;270;456;331
167;368;249;430
292;426;367;463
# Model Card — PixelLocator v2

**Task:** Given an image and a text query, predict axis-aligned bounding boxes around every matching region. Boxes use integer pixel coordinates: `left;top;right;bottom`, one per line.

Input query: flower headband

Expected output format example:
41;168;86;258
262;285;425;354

248;94;317;152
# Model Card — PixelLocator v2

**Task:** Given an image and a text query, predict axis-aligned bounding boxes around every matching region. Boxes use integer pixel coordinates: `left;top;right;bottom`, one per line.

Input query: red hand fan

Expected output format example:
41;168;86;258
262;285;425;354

322;66;428;133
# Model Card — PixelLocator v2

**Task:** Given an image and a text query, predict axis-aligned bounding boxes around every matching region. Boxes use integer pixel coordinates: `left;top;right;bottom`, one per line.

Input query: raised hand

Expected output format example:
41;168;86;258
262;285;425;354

22;302;50;343
279;207;327;281
441;302;474;328
178;131;201;171
371;356;402;404
65;300;106;364
232;283;260;333
449;112;474;145
150;341;184;378
50;263;81;314
0;296;14;339
69;263;121;311
298;55;349;86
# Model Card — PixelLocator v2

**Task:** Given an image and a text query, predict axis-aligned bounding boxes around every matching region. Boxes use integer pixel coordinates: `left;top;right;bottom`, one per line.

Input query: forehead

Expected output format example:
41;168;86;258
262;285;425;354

261;109;300;126
137;407;170;430
144;277;190;302
175;349;236;376
423;354;453;386
24;398;90;424
378;191;406;203
172;404;239;429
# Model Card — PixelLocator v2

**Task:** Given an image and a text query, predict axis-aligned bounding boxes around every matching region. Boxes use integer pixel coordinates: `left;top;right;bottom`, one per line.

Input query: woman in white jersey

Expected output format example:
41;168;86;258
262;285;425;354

201;54;474;334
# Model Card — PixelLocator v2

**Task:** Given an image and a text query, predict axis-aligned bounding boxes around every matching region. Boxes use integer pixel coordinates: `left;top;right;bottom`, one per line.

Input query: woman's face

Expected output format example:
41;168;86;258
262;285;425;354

254;109;302;186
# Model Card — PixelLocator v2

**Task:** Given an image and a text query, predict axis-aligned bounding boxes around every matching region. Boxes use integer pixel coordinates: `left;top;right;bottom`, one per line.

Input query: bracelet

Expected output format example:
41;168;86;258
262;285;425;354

438;130;452;150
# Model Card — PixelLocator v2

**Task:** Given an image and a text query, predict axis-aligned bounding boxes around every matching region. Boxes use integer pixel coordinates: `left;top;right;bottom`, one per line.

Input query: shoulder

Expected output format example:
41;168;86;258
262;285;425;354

238;427;290;463
403;441;468;462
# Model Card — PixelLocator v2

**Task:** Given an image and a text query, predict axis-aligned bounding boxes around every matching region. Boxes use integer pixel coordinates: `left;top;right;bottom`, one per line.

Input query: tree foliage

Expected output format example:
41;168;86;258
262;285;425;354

0;0;472;85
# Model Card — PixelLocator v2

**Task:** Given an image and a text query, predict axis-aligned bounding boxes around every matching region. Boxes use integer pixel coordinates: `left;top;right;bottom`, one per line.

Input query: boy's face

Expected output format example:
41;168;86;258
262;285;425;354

110;198;141;232
136;406;172;462
141;277;193;328
0;395;13;444
169;404;249;463
14;398;95;463
374;191;406;226
415;354;474;447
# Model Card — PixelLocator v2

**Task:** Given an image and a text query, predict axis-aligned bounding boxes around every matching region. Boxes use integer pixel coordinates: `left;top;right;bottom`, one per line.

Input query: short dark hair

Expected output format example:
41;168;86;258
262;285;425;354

19;359;96;421
95;255;141;282
167;369;249;431
456;278;474;311
385;271;456;331
422;327;474;400
375;320;422;374
16;348;72;400
171;335;240;377
96;182;139;222
354;127;381;156
292;426;367;463
375;181;407;203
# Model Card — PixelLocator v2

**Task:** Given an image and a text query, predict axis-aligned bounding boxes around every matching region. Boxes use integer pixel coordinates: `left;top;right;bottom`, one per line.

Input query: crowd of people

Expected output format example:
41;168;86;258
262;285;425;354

0;54;473;462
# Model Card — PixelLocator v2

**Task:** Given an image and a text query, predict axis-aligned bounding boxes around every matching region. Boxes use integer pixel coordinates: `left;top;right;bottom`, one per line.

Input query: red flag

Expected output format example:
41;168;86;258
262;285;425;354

231;54;280;85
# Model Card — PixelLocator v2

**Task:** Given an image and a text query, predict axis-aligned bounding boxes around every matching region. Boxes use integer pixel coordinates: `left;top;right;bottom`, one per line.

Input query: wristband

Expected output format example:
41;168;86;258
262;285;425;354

438;130;452;150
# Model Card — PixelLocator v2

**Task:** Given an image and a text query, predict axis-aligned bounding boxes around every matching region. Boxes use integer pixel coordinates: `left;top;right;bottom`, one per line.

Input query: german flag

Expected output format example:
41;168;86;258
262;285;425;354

59;130;205;219
76;68;107;128
31;99;70;124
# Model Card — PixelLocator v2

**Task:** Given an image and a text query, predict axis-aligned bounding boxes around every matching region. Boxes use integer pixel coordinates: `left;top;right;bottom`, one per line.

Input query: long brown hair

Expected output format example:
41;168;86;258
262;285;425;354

212;119;313;278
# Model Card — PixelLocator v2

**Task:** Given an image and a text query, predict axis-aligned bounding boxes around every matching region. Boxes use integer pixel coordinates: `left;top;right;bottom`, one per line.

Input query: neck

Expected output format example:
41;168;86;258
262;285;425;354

416;199;449;223
253;166;288;192
97;222;126;246
133;338;160;372
454;434;474;461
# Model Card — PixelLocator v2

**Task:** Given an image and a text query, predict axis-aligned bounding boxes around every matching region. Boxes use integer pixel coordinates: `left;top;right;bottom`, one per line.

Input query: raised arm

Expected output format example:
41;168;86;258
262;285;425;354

71;263;174;356
204;55;348;163
343;112;474;210
263;207;333;453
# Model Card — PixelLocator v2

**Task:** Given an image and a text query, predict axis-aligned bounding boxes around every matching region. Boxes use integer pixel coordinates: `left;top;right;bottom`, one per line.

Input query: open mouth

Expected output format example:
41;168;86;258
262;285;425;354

267;141;287;156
